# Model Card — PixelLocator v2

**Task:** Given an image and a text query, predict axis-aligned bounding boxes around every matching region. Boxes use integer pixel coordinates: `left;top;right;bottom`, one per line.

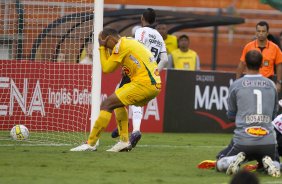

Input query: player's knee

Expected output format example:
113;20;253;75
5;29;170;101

100;100;113;112
100;99;123;112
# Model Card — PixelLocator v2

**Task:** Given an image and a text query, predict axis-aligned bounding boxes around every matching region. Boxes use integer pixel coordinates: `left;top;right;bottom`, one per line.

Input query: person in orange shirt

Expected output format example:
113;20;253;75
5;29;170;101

236;21;282;92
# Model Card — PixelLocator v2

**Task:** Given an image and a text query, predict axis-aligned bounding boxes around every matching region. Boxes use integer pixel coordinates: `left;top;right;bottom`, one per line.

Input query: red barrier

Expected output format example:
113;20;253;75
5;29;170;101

0;60;165;133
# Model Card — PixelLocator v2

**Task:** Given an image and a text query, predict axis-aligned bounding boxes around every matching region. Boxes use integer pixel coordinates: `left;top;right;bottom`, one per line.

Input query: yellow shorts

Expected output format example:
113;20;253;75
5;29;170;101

115;81;161;106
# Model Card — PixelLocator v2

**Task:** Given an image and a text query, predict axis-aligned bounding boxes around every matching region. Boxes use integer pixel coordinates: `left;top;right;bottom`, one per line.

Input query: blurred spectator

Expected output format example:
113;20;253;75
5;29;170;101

156;24;178;54
170;34;200;70
57;52;65;62
230;170;260;184
79;42;93;64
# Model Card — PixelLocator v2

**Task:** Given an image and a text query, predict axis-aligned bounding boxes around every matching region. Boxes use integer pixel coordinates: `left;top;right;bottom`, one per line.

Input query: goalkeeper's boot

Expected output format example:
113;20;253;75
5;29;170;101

226;152;246;175
130;131;142;148
262;156;280;177
111;128;119;138
106;141;132;152
70;143;97;152
197;160;216;169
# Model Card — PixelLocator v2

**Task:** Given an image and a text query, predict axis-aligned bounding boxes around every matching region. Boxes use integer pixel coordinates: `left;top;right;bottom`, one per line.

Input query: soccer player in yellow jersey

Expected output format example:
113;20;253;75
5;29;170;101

171;35;200;71
70;28;161;152
111;8;168;148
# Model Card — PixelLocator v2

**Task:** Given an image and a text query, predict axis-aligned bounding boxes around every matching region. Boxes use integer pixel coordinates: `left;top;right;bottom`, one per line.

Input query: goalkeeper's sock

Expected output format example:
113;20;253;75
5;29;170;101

88;110;112;146
131;105;142;132
216;155;237;172
114;107;129;142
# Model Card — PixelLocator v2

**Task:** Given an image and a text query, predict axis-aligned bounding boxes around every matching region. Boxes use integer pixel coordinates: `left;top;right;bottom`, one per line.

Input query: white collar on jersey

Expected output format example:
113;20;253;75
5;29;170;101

244;74;263;77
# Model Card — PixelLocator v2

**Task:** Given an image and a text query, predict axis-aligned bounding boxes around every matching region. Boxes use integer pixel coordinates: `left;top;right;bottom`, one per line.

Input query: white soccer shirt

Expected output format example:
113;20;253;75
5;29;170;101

134;27;167;62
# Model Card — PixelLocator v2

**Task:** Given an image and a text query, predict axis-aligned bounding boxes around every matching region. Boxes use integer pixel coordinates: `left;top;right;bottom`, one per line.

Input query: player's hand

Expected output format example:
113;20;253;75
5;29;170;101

98;32;109;47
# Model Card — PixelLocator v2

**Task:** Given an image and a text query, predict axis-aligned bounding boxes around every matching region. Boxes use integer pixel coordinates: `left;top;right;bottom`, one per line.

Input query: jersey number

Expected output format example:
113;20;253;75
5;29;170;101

253;89;262;114
151;47;159;58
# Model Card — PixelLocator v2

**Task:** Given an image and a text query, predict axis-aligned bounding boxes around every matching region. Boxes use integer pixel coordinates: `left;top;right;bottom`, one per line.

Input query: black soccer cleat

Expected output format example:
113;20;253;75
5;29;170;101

111;128;119;138
130;131;142;148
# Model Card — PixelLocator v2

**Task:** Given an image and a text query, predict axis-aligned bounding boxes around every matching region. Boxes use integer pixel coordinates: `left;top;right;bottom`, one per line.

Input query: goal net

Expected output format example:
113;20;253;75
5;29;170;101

0;0;96;145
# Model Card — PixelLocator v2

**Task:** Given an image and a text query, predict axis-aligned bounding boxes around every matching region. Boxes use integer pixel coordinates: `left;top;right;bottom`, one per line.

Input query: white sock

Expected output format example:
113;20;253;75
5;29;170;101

131;105;143;132
216;155;237;172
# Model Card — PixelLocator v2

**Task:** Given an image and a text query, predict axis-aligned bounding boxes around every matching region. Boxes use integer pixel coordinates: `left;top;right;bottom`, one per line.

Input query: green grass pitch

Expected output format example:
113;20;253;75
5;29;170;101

0;133;281;184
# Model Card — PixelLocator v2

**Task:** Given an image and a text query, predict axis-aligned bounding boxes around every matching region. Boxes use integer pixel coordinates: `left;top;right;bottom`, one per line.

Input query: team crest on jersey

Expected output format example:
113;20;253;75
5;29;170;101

122;66;131;76
245;126;269;137
154;68;160;76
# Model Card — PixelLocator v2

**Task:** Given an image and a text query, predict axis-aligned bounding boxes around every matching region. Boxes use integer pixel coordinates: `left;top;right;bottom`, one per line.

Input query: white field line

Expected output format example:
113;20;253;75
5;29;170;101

0;144;72;146
0;143;225;148
137;145;225;149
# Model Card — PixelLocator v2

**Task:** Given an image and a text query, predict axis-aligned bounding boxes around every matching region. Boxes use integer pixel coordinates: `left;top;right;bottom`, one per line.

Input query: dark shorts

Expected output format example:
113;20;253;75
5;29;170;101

216;139;279;167
276;129;282;156
119;75;131;88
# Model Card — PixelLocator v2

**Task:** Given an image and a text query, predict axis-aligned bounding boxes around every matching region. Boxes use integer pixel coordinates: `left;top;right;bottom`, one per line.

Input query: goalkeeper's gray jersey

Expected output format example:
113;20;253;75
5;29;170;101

228;74;278;145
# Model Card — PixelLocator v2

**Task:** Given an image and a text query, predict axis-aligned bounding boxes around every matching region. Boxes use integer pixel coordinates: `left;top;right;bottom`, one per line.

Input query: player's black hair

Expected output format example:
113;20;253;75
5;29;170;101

256;21;269;32
101;27;119;38
230;170;260;184
245;50;262;70
178;34;189;41
142;8;156;25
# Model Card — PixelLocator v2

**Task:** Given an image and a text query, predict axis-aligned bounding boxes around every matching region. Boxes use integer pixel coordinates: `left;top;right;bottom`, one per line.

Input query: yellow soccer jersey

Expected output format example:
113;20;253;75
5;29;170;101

106;37;161;85
171;48;198;70
165;34;178;54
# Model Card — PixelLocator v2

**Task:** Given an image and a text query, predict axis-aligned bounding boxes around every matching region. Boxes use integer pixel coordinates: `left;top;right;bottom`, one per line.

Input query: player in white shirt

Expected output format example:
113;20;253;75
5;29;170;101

111;8;168;148
135;22;168;71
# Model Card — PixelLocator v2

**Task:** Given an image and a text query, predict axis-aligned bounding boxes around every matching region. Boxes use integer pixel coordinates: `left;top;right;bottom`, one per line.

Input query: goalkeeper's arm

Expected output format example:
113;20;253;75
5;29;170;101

99;46;119;73
157;52;168;72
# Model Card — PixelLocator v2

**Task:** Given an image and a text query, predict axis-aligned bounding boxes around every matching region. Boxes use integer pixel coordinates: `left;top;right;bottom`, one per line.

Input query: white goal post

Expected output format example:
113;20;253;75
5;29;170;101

0;0;103;145
91;0;103;131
